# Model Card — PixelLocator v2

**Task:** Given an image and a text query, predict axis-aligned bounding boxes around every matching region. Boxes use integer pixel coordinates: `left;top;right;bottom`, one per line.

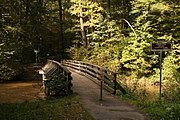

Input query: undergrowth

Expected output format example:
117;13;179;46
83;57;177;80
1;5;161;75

117;81;180;120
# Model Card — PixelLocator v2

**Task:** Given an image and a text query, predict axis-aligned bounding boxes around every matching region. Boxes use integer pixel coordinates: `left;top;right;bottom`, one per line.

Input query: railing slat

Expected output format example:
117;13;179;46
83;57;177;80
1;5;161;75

63;60;118;94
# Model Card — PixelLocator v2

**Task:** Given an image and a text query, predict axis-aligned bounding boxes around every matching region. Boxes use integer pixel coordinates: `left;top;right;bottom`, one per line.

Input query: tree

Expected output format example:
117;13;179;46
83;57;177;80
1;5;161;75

58;0;64;56
0;0;22;80
0;0;70;80
69;0;89;48
79;2;87;48
121;0;180;83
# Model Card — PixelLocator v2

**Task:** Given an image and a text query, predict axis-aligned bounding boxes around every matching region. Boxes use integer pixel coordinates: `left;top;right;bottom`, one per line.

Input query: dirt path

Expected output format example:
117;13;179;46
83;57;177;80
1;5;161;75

0;80;43;103
71;71;148;120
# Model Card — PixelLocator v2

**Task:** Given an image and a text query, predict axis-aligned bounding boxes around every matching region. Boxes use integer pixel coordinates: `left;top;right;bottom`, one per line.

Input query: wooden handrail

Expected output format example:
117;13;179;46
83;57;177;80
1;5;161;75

63;60;118;94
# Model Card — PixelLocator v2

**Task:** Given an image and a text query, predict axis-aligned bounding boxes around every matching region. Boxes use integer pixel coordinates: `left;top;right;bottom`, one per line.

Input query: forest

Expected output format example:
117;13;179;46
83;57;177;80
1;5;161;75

1;0;180;118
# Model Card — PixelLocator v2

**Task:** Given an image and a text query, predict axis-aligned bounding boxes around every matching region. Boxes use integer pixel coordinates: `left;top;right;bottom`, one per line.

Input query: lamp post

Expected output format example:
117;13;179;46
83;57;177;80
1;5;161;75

34;49;39;66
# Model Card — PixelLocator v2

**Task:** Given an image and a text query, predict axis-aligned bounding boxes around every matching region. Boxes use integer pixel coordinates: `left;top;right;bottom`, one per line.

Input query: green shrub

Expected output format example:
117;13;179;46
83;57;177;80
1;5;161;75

142;101;180;120
46;74;72;97
0;64;16;81
163;81;180;102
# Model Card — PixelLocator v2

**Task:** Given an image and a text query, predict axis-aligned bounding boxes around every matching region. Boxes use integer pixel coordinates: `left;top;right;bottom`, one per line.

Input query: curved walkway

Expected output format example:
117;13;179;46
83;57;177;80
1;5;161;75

71;71;148;120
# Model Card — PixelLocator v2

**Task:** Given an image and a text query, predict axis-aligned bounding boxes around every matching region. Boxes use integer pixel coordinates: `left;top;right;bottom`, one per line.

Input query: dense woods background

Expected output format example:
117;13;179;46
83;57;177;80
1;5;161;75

1;0;180;119
1;0;179;98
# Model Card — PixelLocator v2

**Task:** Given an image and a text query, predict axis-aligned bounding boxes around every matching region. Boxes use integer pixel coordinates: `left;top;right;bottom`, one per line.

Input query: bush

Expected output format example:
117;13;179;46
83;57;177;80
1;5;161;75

46;74;72;97
163;81;180;102
0;64;16;81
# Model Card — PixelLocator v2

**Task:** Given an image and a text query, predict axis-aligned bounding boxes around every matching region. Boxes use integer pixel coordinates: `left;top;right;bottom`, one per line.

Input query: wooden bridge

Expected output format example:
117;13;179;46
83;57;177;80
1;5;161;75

39;59;126;96
39;59;147;120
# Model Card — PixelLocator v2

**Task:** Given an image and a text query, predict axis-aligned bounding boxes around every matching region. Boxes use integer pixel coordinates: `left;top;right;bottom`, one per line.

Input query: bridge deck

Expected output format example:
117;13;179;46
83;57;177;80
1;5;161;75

71;71;148;120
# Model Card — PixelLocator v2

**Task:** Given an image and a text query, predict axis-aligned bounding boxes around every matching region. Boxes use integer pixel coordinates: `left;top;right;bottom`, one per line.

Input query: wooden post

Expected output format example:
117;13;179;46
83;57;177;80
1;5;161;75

100;69;104;101
113;73;118;94
39;70;46;94
100;79;103;101
159;51;162;100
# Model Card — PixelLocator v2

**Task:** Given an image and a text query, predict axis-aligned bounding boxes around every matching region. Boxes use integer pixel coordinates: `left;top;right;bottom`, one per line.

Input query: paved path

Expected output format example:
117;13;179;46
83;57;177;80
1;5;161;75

71;71;148;120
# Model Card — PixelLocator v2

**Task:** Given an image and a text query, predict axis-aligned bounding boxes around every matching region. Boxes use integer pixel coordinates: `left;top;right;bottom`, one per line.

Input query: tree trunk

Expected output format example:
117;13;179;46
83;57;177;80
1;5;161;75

121;0;131;29
121;0;125;30
25;0;30;22
0;7;2;28
19;0;22;27
58;0;64;58
19;0;22;41
79;3;87;48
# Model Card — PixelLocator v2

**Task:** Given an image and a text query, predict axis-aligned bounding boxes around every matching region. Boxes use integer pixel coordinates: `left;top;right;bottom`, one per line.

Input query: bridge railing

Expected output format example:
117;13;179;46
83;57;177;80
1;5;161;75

63;60;119;94
39;60;72;96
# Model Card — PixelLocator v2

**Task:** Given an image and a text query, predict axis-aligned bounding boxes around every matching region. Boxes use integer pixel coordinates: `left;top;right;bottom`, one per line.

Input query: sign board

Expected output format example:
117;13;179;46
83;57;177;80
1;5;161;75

151;41;172;51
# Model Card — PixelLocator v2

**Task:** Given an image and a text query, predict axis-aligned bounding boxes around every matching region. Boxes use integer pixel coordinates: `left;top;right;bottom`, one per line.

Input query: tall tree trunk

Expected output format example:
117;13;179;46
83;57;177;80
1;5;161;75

0;7;2;28
107;0;110;13
19;0;22;41
91;0;94;43
121;0;131;28
90;11;94;42
91;25;94;43
79;3;87;48
19;0;22;28
58;0;64;58
121;0;125;30
121;0;131;36
25;0;30;22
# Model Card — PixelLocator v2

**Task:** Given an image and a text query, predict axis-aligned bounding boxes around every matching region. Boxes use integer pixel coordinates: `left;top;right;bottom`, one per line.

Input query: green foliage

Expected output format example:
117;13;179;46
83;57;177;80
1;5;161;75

120;85;180;120
0;65;16;81
69;0;105;45
68;46;89;60
120;0;180;82
121;37;158;78
1;0;76;80
68;3;180;113
163;81;180;102
135;100;180;120
1;0;179;119
163;54;180;83
46;74;72;96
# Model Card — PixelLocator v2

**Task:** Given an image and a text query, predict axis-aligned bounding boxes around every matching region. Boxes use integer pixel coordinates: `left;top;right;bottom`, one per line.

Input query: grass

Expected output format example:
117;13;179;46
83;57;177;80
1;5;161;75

136;101;180;120
0;94;94;120
117;91;180;120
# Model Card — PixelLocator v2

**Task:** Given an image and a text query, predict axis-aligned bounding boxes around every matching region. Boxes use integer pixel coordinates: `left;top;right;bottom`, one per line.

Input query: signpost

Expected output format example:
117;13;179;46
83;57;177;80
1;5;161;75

151;41;172;51
151;41;172;100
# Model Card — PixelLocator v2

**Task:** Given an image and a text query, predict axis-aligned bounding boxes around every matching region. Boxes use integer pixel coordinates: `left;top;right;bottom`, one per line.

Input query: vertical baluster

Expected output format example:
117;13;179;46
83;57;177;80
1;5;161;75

113;73;118;94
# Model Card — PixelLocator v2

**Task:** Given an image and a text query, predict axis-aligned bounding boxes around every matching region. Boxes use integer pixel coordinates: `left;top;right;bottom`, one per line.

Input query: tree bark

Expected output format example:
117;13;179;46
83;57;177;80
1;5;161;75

121;0;130;29
19;0;23;42
0;7;2;28
25;0;30;22
58;0;64;58
19;0;22;26
79;3;87;48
